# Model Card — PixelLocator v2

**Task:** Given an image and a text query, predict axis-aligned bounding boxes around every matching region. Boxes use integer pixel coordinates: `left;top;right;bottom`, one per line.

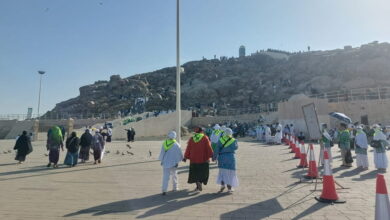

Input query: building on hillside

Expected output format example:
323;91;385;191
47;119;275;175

239;45;245;58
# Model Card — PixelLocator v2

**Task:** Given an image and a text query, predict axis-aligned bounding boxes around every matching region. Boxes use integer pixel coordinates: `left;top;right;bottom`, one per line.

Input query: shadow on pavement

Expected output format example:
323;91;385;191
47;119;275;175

336;168;362;178
290;202;327;220
0;160;159;181
219;183;315;219
0;162;18;167
64;190;228;218
220;197;284;219
351;169;378;181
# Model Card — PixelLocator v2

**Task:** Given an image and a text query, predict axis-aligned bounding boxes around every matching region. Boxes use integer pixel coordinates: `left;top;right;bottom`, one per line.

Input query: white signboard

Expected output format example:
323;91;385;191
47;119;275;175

302;103;322;140
27;107;33;120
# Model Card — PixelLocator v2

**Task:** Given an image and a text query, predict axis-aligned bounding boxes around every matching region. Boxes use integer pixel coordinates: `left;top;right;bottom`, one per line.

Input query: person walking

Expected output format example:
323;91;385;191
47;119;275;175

64;132;80;167
210;124;223;153
183;127;213;191
158;131;183;195
213;128;239;193
372;124;388;172
46;126;64;168
355;125;369;170
79;129;93;163
13;131;33;164
92;130;105;164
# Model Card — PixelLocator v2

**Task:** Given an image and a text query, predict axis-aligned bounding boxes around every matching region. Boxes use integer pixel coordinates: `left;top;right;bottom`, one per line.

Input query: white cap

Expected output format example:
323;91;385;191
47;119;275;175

168;131;176;139
373;124;380;128
213;124;220;130
225;128;233;136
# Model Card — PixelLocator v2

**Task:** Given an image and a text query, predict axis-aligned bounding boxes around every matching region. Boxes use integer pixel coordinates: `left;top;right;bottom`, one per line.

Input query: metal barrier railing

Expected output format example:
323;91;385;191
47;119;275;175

308;87;390;102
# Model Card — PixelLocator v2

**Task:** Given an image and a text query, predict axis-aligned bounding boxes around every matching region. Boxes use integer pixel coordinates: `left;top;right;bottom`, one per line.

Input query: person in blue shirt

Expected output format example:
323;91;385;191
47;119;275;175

213;128;239;193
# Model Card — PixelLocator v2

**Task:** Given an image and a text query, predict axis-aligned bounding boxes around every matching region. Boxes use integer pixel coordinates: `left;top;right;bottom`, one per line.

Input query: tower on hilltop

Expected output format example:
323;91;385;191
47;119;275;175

239;45;245;58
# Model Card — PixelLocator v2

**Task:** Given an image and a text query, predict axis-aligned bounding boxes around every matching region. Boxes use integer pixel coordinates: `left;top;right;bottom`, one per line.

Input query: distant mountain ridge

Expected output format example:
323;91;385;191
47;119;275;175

46;41;390;116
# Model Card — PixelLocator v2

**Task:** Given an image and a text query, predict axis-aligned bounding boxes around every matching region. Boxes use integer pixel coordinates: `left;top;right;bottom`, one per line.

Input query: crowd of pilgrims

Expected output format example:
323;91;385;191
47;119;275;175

13;124;113;167
158;125;239;195
318;123;390;172
12;119;390;196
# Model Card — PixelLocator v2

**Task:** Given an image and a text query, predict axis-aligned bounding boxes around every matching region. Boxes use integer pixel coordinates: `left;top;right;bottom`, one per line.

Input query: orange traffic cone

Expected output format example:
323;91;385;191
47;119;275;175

289;136;295;153
315;151;345;203
297;141;308;168
293;139;301;159
375;174;390;220
305;144;318;179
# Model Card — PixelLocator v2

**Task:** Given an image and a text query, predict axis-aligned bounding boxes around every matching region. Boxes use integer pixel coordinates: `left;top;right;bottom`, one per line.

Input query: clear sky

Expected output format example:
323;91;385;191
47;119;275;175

1;0;390;115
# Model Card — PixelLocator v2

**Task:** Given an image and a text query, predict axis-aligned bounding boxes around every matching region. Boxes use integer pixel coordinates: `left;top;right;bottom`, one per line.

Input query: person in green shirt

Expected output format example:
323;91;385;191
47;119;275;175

338;123;352;167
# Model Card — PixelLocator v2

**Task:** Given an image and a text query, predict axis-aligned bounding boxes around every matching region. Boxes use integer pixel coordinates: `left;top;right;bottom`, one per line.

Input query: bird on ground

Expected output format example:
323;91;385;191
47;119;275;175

126;144;131;149
149;150;152;157
116;150;120;155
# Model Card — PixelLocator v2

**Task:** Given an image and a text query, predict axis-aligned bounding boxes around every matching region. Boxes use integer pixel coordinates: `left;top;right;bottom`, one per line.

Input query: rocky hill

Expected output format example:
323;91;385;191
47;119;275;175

46;41;390;117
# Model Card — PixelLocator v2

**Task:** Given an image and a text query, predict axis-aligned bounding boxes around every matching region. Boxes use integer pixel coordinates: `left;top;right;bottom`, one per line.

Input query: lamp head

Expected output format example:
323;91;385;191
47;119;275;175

38;71;45;75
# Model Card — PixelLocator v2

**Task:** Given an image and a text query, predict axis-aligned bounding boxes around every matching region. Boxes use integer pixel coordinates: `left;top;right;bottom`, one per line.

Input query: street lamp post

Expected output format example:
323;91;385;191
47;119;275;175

176;0;181;144
37;70;45;118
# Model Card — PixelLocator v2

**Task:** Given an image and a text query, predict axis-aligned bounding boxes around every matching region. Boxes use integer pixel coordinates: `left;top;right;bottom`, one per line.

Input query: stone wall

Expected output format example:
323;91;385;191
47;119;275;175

277;94;330;136
112;111;192;140
0;120;17;139
278;94;390;134
329;99;390;127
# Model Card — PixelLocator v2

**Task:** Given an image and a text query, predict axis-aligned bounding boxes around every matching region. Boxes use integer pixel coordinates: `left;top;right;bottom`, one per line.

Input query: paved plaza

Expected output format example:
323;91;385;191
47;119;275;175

0;138;387;219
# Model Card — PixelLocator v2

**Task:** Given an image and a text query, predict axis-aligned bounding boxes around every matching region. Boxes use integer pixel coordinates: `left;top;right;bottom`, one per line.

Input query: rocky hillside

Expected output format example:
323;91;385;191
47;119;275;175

47;41;390;116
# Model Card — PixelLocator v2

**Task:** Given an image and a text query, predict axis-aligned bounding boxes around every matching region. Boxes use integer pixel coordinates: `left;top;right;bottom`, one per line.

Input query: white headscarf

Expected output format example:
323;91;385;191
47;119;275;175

168;131;177;139
213;124;220;130
225;128;233;137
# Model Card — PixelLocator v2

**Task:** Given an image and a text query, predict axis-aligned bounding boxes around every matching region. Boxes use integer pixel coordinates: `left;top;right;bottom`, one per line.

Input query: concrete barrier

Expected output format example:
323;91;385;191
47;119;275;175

112;111;192;140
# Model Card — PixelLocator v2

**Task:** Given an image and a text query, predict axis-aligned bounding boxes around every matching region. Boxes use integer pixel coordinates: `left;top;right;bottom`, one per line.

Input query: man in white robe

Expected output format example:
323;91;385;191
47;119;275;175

355;125;369;169
275;123;283;144
372;124;389;172
265;125;272;144
158;131;183;195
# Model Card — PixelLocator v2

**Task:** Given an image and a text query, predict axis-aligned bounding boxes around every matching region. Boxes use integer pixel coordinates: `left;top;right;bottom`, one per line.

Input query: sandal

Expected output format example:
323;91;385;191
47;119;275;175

218;186;226;193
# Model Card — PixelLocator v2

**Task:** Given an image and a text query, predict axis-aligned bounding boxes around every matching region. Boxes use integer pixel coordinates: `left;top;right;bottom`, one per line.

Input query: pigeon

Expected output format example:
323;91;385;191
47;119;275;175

122;152;125;156
3;151;7;154
116;150;120;155
8;150;12;153
127;151;134;155
149;150;152;157
105;150;110;154
44;153;48;157
126;144;131;149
